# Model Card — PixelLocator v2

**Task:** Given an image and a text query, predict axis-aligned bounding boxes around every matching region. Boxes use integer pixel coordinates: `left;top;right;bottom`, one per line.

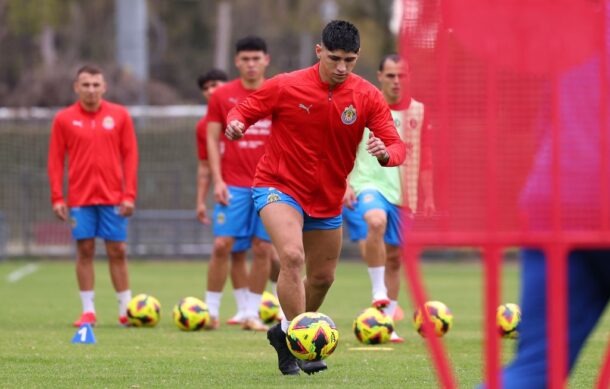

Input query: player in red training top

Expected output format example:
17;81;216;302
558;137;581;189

205;36;274;332
196;68;254;328
225;20;406;375
47;64;138;327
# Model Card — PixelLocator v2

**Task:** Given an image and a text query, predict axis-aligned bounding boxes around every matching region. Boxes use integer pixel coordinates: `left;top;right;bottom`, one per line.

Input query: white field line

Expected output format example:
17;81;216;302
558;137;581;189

6;263;39;283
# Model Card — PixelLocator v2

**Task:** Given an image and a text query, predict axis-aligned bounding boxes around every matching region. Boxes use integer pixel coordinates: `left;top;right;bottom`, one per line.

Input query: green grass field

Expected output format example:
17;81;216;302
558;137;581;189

1;259;609;388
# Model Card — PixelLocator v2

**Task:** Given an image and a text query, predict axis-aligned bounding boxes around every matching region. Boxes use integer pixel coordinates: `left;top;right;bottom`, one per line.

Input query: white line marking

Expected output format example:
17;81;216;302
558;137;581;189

348;347;394;351
6;263;39;283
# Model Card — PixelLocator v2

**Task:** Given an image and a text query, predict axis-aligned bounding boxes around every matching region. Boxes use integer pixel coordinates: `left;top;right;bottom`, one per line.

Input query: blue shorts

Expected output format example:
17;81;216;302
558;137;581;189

70;205;128;241
343;189;403;246
213;186;270;242
232;237;251;252
252;187;342;231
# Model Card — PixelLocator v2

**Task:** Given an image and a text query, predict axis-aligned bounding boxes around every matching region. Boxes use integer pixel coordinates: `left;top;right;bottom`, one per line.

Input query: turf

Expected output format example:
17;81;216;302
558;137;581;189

0;259;608;388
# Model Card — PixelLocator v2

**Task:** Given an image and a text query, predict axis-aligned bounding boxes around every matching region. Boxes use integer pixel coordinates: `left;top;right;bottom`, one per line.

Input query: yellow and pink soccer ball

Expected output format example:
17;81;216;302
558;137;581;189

173;297;210;331
353;307;394;344
127;294;161;327
497;303;521;339
286;312;339;361
413;300;453;337
259;291;280;324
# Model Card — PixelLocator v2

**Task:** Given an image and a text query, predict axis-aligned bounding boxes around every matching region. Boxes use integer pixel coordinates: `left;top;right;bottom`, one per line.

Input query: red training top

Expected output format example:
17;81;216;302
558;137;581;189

48;100;138;207
228;63;407;217
206;79;271;187
196;115;209;161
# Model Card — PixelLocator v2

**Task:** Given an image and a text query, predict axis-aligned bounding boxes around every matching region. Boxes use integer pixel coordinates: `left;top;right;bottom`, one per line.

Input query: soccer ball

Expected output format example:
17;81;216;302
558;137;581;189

259;291;280;324
497;303;521;339
413;300;453;337
127;294;161;327
353;307;394;344
173;297;210;331
286;312;339;361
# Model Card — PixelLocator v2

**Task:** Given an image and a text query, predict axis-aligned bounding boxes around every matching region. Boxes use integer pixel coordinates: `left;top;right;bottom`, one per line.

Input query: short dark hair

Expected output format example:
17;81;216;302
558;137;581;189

321;20;360;53
235;35;267;54
378;54;402;71
76;64;103;77
197;68;229;90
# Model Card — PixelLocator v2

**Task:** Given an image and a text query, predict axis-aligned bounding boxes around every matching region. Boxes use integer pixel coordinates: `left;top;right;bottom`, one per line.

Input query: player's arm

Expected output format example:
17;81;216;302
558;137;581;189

206;120;230;205
366;91;406;167
225;76;281;140
120;111;138;217
48;117;68;221
196;160;211;224
419;113;435;216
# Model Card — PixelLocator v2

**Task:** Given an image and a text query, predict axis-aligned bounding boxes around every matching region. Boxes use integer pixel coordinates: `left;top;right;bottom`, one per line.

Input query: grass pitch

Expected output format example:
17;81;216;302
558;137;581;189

1;258;609;388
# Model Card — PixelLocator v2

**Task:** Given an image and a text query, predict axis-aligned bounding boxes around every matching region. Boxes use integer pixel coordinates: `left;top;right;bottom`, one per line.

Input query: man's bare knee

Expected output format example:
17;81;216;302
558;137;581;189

77;240;95;261
308;272;335;290
251;239;271;257
213;237;233;257
281;246;304;270
107;243;126;261
365;213;387;235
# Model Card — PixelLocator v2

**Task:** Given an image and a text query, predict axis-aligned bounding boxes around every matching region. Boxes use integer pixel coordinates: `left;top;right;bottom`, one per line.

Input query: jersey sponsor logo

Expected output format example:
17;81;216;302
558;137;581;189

102;116;115;130
72;120;83;128
216;212;226;225
266;193;280;204
409;118;418;129
341;105;357;125
298;103;312;114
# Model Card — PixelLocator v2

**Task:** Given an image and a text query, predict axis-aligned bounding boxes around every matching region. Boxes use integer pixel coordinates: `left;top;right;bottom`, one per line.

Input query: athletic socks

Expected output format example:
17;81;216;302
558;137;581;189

116;289;132;317
80;290;95;313
206;291;222;318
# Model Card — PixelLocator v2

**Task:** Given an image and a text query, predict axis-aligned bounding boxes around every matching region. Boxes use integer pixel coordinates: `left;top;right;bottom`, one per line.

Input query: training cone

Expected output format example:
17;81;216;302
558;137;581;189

71;323;96;344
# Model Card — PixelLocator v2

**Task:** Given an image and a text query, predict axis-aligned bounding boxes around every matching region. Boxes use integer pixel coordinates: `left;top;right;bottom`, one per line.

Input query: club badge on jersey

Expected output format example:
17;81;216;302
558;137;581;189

341;105;357;125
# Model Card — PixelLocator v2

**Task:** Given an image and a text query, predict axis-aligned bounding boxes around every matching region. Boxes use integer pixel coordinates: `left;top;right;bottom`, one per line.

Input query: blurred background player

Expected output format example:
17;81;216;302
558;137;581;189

343;54;434;343
47;64;138;327
205;36;274;331
225;20;406;375
195;68;254;327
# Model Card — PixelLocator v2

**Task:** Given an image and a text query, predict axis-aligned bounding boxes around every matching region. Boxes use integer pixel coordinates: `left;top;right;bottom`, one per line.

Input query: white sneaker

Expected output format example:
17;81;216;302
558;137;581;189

226;311;246;325
390;331;404;343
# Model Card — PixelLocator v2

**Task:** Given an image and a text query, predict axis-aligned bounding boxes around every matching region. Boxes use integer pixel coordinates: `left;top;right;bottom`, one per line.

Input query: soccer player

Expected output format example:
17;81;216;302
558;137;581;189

225;20;407;375
205;36;274;332
195;69;253;328
343;54;435;343
47;64;138;327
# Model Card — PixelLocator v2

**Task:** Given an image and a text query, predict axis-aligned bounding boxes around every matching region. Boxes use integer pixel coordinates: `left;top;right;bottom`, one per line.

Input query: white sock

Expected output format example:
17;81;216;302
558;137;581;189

271;282;278;297
281;318;291;333
368;266;388;299
246;291;263;319
233;288;248;314
116;290;132;317
386;300;398;319
206;291;222;318
80;290;95;313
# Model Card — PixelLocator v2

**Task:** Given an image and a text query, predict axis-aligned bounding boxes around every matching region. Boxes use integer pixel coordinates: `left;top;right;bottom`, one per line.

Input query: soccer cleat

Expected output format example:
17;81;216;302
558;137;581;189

118;316;130;327
242;317;269;332
393;305;404;322
73;311;96;327
372;297;391;310
204;316;220;330
226;312;246;325
297;359;328;375
390;331;405;343
267;323;300;375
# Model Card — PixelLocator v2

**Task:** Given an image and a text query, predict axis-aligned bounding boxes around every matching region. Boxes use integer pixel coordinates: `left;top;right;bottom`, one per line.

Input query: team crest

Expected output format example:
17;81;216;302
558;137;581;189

216;212;226;225
267;193;280;204
341;105;357;125
70;217;77;228
409;118;418;129
102;116;115;130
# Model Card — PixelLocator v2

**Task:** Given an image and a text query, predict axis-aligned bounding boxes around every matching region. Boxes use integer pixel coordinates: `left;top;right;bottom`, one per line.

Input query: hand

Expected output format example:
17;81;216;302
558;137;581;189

196;202;211;224
52;203;68;221
343;186;357;210
119;201;135;217
225;120;245;140
214;181;230;206
366;132;389;163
